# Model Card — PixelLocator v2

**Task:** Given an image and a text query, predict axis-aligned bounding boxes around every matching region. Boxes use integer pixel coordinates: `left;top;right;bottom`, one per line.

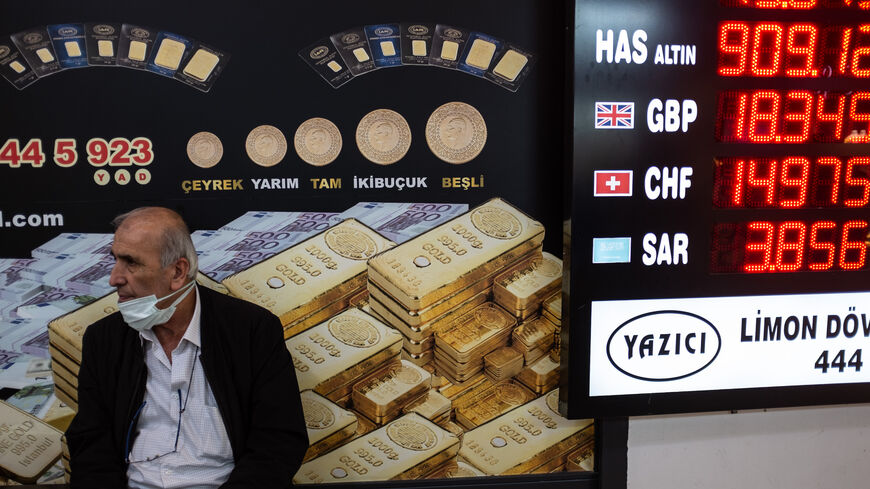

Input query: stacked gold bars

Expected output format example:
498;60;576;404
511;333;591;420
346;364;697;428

542;292;562;362
492;251;562;319
483;346;524;380
433;302;515;384
512;315;556;365
224;219;394;339
367;198;544;391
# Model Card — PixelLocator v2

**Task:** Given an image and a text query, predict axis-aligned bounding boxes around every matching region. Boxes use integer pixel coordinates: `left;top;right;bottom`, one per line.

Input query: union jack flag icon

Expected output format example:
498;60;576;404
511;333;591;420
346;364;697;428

595;102;634;129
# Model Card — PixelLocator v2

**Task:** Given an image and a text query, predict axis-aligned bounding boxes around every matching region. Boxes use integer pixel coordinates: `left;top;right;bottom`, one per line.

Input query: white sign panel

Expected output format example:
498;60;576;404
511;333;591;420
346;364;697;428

590;292;870;396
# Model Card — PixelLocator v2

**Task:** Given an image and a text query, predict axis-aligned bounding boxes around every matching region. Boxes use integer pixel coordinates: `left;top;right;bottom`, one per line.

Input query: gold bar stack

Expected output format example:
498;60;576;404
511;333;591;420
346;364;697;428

433;302;516;385
512;315;556;365
294;413;459;483
459;389;593;475
367;198;544;395
224;219;395;339
492;252;562;320
351;359;432;425
483;346;524;380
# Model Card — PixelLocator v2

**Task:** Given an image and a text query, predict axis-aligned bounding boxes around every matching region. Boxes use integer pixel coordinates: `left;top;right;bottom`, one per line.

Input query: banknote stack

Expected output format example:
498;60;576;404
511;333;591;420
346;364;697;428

329;203;467;244
366;198;545;391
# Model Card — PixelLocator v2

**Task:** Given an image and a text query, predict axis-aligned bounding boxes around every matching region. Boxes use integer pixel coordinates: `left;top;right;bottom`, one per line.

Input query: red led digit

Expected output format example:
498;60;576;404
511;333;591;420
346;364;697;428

744;221;775;272
782;90;813;142
732;159;746;206
779;157;810;207
839;28;853;75
851;25;870;77
848;92;870;140
843;157;870;207
809;221;837;270
785;24;819;76
747;159;777;205
839;220;869;269
719;22;750;76
816;93;845;142
734;92;749;140
775;221;806;271
751;23;784;76
749;90;781;142
815;157;843;205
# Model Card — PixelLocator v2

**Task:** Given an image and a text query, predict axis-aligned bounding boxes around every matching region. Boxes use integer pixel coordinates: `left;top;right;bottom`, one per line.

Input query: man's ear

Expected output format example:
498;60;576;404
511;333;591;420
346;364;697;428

169;258;191;290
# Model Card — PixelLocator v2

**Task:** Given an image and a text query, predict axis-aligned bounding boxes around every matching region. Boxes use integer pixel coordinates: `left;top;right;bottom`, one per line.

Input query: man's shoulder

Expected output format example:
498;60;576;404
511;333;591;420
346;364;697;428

198;286;280;327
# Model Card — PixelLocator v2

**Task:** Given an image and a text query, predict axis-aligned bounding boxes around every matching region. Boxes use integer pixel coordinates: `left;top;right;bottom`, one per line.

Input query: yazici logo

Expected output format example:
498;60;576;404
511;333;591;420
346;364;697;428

606;310;721;381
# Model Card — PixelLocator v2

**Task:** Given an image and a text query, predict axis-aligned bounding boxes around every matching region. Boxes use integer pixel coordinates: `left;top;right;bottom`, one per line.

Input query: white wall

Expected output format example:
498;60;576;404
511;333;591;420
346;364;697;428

627;404;870;489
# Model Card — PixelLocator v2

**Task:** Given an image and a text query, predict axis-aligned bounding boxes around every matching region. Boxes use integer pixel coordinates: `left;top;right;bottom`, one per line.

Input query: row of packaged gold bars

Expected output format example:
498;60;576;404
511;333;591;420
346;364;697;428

41;198;586;484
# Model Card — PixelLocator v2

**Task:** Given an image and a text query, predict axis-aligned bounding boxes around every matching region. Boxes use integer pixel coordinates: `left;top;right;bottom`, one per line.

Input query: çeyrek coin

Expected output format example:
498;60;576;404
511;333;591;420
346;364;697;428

294;117;342;166
425;101;487;164
186;131;223;168
245;124;287;167
355;109;412;165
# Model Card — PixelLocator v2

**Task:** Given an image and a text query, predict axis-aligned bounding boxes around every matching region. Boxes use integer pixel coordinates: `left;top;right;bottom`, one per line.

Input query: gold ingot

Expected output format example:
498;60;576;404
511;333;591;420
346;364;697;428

513;316;556;352
51;359;79;390
440;421;465;440
352;360;431;421
348;289;369;308
49;345;79;376
293;413;459;483
453;380;536;430
48;292;119;362
368;283;490;339
301;390;358;462
401;334;434;356
542;291;561;325
425;459;485;478
516;355;560;392
401;348;433;367
287;308;402;395
323;352;400;403
43;397;75;432
0;401;63;484
283;293;355;339
437;372;491;401
483;346;523;374
493;252;561;314
346;409;378;443
402;389;451;421
368;198;544;310
53;380;77;412
459;389;593;475
223;219;394;326
196;272;231;295
565;439;595;472
434;302;515;364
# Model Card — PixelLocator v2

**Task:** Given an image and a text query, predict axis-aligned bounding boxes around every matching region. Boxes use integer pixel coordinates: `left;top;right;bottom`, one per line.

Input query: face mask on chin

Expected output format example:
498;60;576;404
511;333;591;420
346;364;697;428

118;281;196;332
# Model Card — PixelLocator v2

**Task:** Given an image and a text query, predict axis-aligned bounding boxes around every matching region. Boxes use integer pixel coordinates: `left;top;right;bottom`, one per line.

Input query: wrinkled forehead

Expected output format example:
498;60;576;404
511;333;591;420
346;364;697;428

112;218;165;260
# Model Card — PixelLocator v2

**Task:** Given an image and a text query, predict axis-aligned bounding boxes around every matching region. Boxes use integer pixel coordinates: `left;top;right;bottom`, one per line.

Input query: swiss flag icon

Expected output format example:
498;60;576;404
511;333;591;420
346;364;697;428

594;170;633;197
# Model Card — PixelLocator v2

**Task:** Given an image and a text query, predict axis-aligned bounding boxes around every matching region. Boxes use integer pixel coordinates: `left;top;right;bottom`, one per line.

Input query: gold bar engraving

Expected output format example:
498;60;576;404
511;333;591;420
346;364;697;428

352;360;432;422
459;389;593;475
224;219;394;326
368;198;544;310
287;308;402;396
453;380;536;429
293;413;459;483
434;302;515;364
0;401;64;483
301;390;358;462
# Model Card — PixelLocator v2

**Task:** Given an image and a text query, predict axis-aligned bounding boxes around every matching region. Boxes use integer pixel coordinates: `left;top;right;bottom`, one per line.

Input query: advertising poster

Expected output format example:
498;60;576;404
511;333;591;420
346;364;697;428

0;0;594;484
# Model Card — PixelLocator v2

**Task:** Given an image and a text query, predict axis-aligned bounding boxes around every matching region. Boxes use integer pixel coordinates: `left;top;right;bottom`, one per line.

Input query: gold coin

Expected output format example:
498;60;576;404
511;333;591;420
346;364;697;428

245;125;287;167
425;101;487;164
294;117;342;167
355;109;411;165
186;131;223;168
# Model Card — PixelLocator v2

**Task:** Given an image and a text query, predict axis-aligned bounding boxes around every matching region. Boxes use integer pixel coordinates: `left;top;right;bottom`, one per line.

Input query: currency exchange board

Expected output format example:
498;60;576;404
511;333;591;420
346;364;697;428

567;0;870;418
0;0;604;486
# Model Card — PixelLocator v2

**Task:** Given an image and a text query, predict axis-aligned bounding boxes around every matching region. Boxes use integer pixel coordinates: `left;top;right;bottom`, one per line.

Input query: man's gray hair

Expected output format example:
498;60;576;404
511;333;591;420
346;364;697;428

112;207;199;279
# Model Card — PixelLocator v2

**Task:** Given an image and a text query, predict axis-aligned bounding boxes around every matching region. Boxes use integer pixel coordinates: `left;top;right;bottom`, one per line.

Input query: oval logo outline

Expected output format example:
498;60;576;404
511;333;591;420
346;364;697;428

605;310;721;382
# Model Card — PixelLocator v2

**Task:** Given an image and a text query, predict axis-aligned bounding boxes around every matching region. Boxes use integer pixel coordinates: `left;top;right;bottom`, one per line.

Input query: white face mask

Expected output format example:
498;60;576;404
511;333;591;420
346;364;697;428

118;281;196;332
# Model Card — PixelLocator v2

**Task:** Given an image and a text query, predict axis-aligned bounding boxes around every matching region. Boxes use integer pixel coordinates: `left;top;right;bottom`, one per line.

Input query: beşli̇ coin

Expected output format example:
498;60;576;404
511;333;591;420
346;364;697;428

425;101;487;164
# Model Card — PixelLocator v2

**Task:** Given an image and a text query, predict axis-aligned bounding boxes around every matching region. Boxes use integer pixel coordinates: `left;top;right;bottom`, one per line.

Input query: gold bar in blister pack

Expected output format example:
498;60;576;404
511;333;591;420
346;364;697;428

516;355;560;394
287;308;402;395
425;459;485;478
542;292;561;326
492;251;562;317
368;198;544;310
435;302;515;364
48;292;119;362
352;360;432;422
0;401;63;484
223;219;394;326
368;284;489;341
565;439;595;472
401;389;451;421
293;413;459;483
453;380;536;430
459;389;594;475
401;348;433;367
196;272;232;296
300;390;358;462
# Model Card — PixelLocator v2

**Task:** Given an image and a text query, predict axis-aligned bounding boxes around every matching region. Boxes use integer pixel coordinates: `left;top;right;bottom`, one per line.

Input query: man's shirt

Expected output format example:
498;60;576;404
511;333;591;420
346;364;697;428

127;287;234;489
